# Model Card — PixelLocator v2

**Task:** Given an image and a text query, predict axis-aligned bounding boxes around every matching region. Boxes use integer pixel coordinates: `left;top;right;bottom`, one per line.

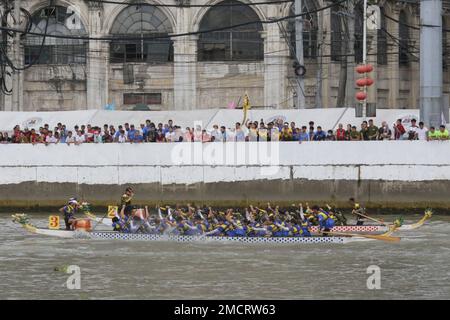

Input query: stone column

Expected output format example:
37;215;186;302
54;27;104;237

263;20;288;109
386;8;399;108
367;27;377;104
86;1;108;109
6;0;24;111
173;4;197;110
409;7;420;109
321;7;332;108
173;36;198;110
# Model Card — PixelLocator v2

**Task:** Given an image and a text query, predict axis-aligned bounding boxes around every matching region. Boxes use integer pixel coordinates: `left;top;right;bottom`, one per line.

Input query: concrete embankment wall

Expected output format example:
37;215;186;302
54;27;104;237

0;142;449;209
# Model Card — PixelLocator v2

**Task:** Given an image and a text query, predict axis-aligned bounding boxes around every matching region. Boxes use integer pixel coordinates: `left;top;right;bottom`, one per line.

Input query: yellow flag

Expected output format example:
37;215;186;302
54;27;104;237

242;92;251;123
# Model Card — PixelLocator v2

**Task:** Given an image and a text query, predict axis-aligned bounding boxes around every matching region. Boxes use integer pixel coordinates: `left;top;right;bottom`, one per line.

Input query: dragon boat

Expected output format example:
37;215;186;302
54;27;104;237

84;210;433;234
11;214;400;244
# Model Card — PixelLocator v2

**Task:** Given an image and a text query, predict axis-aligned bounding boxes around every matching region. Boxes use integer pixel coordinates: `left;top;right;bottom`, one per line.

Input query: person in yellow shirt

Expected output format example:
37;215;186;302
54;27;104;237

427;127;439;140
436;125;449;140
280;123;293;141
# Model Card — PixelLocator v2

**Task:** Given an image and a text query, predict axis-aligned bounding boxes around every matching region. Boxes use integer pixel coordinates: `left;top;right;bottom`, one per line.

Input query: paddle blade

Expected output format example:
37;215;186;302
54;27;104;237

363;234;401;242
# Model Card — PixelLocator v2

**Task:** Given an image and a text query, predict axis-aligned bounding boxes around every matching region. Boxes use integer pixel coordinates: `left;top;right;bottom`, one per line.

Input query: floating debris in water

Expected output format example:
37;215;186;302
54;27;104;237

54;265;69;273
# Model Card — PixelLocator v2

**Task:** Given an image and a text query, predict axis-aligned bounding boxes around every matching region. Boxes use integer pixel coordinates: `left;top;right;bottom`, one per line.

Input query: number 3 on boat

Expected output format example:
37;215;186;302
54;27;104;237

48;216;60;230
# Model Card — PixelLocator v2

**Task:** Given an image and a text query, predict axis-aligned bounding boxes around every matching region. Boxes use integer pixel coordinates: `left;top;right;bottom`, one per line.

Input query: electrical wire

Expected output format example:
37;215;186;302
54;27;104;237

86;0;295;7
0;0;349;41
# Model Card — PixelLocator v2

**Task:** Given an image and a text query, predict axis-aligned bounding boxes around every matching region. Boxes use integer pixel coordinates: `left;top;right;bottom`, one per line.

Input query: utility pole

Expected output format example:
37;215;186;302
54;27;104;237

420;0;443;127
362;0;367;119
295;0;305;109
12;0;23;111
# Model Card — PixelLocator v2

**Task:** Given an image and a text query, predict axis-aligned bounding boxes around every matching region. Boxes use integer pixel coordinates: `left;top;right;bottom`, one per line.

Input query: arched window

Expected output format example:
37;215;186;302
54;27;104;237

288;0;319;59
330;5;342;61
110;5;173;63
398;10;409;66
24;6;87;65
377;6;387;65
198;0;263;61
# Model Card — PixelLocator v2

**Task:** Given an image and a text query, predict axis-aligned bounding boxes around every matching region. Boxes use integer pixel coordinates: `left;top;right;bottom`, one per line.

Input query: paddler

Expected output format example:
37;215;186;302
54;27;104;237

59;199;80;230
174;215;201;235
311;205;335;234
264;214;287;237
289;218;311;237
326;204;347;226
226;210;246;237
349;198;366;225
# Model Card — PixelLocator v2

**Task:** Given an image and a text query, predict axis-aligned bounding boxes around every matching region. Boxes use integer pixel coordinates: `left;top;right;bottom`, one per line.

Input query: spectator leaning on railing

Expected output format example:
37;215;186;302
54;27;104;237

2;118;449;145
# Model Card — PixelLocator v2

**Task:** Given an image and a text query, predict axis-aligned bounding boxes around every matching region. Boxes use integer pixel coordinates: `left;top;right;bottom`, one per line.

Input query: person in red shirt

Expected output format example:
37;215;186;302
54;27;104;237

23;128;32;142
40;127;49;142
12;125;21;143
86;124;95;143
393;119;406;140
184;127;193;142
30;129;40;144
336;123;346;141
201;130;211;142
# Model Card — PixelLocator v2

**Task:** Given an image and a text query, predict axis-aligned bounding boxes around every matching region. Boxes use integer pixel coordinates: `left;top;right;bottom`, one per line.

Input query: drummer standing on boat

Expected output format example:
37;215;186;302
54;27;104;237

59;198;80;230
349;198;366;225
121;187;134;210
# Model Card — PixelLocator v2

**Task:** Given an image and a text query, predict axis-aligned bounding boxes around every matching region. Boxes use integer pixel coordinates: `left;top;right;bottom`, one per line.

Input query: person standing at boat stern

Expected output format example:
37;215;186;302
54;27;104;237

59;199;80;230
121;187;134;211
349;198;366;225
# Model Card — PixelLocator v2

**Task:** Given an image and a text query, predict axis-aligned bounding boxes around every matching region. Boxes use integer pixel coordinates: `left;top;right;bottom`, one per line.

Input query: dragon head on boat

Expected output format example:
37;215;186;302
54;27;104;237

11;213;31;226
393;217;404;228
424;209;433;219
79;202;92;214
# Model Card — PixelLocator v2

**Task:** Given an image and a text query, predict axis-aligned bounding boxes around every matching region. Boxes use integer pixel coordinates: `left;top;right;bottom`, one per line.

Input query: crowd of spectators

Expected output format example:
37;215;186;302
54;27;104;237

0;118;448;145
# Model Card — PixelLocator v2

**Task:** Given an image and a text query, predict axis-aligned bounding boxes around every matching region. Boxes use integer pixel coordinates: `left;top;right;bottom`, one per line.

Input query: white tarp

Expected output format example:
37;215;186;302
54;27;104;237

0;109;219;132
88;109;220;129
0;110;97;132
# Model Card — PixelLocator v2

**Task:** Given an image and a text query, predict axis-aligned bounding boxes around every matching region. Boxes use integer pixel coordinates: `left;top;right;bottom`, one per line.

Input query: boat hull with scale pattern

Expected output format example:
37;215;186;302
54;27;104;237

19;224;369;244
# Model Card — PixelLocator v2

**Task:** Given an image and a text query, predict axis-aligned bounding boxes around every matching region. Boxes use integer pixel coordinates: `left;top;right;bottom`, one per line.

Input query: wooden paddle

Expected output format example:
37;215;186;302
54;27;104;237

323;230;400;242
353;211;387;226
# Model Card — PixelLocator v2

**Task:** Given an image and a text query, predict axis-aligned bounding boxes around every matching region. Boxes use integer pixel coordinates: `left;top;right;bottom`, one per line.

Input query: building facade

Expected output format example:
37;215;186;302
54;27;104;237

0;0;449;111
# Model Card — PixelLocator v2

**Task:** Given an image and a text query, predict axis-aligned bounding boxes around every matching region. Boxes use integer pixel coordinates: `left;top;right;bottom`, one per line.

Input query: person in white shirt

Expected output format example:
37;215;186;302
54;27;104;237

235;122;246;142
416;121;429;141
45;131;58;144
66;131;76;145
165;127;176;142
117;130;127;143
407;119;420;140
226;128;236;142
93;130;103;143
210;125;221;142
173;127;183;142
75;130;86;145
248;122;258;142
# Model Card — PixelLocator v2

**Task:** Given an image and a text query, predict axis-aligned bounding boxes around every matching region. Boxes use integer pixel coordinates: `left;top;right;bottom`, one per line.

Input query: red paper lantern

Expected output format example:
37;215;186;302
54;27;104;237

356;78;367;87
356;91;367;101
365;77;374;86
356;65;366;74
356;64;374;74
